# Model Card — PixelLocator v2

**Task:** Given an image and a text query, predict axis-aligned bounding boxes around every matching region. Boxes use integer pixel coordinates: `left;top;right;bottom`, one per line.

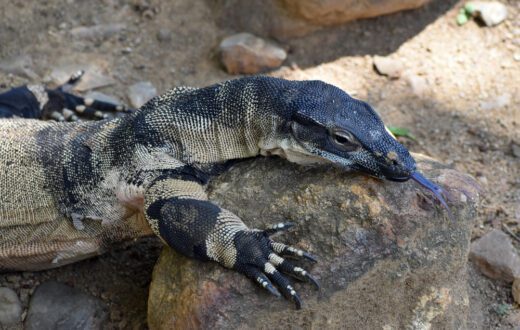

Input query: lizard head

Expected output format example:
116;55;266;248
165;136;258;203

282;80;415;182
271;79;452;219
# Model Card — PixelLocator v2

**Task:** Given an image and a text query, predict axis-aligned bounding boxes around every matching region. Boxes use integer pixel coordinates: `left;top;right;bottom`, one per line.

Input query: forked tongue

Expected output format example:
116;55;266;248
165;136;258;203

411;172;454;221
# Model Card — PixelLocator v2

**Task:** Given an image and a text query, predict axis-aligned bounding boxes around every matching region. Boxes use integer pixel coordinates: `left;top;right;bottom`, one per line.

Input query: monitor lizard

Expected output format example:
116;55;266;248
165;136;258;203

0;76;450;308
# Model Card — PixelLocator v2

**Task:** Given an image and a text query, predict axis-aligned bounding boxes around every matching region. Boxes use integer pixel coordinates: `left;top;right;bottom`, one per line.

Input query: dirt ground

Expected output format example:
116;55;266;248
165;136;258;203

0;0;518;329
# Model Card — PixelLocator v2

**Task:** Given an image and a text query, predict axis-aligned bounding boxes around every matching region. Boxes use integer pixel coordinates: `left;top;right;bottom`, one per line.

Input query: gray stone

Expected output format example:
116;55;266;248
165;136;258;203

69;23;126;40
219;33;286;74
512;142;520;159
0;55;39;80
84;91;121;106
49;65;115;91
0;287;22;326
480;94;511;111
373;56;404;79
148;155;480;329
469;229;520;282
512;278;520;305
406;73;429;96
127;81;157;108
25;281;108;330
468;1;508;27
156;28;172;42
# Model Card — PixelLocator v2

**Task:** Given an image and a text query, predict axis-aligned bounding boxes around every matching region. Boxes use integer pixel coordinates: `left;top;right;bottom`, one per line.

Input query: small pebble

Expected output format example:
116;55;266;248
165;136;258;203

469;229;520;282
69;23;126;40
6;275;20;283
0;287;22;326
405;73;428;96
219;32;286;74
512;278;520;304
127;81;157;108
373;56;404;79
49;65;115;91
467;1;508;27
25;281;107;330
0;55;39;80
511;142;520;158
480;94;511;111
84;91;121;106
156;28;172;42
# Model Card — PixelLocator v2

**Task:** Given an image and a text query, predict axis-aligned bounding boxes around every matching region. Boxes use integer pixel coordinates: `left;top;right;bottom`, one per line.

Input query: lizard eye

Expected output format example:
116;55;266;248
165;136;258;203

330;129;358;151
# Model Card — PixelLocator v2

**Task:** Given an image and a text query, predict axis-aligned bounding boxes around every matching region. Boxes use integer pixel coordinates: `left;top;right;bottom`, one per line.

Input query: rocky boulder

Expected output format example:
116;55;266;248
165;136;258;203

148;155;479;329
214;0;432;39
281;0;431;26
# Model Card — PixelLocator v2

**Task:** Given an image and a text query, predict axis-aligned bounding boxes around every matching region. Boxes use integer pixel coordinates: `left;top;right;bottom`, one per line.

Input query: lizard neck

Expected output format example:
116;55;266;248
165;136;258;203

129;77;296;164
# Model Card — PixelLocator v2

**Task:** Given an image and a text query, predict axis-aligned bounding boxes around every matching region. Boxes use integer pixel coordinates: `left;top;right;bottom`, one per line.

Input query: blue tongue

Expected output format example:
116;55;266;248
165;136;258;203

411;172;454;221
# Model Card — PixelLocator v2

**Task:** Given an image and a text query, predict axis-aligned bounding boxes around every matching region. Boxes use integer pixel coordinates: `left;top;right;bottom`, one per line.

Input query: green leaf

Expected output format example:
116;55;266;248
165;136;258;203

457;12;469;26
386;126;417;141
464;3;476;15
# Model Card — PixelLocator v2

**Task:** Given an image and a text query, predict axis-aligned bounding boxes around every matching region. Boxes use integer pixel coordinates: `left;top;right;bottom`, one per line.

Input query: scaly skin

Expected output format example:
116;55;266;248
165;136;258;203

1;76;436;308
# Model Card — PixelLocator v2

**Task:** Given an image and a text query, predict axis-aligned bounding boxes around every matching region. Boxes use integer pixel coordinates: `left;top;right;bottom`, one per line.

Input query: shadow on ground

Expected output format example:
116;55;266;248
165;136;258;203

212;0;459;68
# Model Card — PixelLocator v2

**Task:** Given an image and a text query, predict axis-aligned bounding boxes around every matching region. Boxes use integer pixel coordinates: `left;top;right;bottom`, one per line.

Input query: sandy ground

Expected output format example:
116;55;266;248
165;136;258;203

0;0;518;328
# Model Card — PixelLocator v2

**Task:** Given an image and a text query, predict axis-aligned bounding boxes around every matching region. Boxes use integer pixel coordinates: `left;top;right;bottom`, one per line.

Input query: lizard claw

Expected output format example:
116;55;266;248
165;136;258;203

231;229;318;309
270;241;318;263
264;222;295;236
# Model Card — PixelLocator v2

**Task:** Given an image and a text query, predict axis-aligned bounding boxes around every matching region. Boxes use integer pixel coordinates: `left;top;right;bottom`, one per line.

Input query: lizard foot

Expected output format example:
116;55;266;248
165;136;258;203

231;224;319;309
43;70;135;121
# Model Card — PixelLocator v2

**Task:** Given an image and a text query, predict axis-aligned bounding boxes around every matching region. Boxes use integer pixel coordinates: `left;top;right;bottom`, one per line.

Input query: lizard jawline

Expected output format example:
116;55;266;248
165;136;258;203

259;139;328;165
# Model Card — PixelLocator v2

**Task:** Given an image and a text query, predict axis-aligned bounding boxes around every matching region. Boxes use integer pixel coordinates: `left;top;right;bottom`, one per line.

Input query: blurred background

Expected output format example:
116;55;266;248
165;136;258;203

0;0;518;328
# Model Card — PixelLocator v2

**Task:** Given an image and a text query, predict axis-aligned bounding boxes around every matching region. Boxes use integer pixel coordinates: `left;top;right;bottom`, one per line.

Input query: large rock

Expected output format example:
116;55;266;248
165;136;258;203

281;0;431;26
214;0;432;40
148;155;480;329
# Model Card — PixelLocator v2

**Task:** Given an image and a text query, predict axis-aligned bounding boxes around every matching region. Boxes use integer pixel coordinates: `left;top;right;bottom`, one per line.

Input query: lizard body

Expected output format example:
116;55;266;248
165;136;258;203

0;76;447;307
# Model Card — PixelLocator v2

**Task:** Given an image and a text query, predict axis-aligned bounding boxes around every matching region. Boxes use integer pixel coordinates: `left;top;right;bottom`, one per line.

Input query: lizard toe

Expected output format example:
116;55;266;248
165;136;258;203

231;230;316;309
263;221;295;236
270;241;318;262
268;253;320;290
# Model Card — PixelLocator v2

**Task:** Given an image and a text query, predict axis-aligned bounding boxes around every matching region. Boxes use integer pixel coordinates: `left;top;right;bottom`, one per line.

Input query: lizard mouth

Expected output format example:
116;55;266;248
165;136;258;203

385;175;411;182
411;172;454;221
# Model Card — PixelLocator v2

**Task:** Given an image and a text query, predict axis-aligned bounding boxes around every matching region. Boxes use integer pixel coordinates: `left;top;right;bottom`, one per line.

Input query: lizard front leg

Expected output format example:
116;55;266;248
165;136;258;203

143;175;319;309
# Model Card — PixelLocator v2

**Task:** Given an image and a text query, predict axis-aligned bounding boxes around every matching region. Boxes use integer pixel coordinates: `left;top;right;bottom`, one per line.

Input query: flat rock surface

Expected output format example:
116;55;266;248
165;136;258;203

148;155;480;329
25;281;108;330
